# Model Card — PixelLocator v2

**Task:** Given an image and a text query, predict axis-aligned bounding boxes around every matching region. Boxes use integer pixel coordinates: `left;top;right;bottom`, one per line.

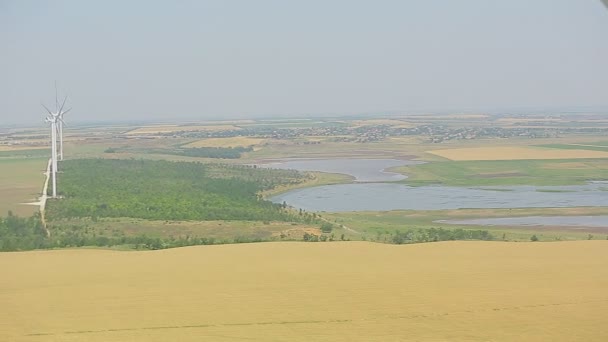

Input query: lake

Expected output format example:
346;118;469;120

266;159;608;212
271;182;608;212
259;158;421;182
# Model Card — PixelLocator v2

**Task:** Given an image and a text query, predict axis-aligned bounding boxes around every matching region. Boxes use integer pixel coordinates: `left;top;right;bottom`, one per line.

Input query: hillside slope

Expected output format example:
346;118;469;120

1;241;607;341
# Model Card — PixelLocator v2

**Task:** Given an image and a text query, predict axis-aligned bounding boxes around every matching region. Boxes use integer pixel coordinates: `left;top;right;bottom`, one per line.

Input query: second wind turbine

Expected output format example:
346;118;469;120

42;88;70;198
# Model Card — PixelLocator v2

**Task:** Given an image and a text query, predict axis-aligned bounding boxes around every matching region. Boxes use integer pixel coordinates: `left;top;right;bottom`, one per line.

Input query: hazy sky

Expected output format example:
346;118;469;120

2;0;608;125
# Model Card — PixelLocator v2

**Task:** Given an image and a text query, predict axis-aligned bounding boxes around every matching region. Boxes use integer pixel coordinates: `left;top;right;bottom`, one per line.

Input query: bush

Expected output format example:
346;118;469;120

320;222;333;233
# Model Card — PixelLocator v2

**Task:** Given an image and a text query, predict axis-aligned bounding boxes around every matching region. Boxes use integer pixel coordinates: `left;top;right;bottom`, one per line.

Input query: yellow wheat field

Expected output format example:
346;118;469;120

0;145;48;152
405;114;489;120
351;119;413;128
183;137;265;148
2;241;608;341
428;146;608;161
498;118;564;124
126;125;241;135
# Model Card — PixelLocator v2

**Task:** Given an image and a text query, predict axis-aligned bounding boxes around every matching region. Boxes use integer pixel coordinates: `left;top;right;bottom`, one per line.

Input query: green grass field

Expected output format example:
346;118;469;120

325;207;608;242
47;217;333;242
261;171;354;198
0;149;49;158
538;142;608;152
393;159;608;186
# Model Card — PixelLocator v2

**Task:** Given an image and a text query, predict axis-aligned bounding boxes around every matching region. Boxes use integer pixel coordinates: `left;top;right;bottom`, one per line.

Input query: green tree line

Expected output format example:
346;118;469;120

0;211;48;251
391;227;493;244
46;159;314;223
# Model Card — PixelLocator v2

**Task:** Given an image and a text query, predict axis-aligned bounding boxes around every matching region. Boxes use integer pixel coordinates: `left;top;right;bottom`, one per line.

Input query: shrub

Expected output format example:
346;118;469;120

320;222;333;233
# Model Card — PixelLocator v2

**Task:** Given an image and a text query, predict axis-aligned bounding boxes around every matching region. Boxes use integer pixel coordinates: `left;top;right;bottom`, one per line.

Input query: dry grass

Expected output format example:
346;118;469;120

50;217;319;240
428;146;608;161
0;146;47;152
183;137;265;148
271;227;322;239
1;241;608;341
405;114;489;119
126;125;241;135
0;159;47;216
351;119;413;128
498;118;564;123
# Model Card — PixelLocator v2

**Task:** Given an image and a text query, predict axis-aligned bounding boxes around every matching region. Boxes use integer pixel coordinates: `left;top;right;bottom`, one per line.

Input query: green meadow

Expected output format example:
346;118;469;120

393;158;608;186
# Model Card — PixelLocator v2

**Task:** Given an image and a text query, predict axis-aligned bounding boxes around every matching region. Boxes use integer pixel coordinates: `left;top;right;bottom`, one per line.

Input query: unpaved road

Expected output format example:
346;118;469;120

39;158;51;237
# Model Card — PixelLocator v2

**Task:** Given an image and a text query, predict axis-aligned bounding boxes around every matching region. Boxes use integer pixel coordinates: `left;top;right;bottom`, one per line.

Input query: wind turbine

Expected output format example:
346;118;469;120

53;83;71;161
56;96;71;161
42;86;68;198
42;107;59;198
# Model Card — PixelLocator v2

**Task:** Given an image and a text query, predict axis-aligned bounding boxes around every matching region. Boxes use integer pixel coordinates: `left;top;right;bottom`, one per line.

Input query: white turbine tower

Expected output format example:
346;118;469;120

42;109;59;198
56;96;71;161
42;87;68;198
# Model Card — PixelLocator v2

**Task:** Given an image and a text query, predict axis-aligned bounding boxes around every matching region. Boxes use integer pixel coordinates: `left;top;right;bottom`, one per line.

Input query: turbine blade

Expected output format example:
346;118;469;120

55;81;58;112
62;108;72;115
41;103;53;115
59;95;68;114
58;117;67;126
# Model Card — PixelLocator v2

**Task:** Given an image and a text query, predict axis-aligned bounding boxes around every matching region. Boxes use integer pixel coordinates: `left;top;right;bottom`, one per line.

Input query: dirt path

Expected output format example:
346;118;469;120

319;215;360;235
39;158;51;237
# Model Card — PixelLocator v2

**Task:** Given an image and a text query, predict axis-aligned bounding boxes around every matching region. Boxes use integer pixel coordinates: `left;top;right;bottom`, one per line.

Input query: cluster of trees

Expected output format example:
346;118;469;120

0;212;48;251
1;210;496;252
320;222;334;233
391;227;493;244
303;232;346;242
46;159;314;223
0;211;275;251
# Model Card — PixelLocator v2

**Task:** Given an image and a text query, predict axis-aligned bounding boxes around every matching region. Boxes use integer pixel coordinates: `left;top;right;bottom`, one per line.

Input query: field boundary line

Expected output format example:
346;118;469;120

26;298;608;337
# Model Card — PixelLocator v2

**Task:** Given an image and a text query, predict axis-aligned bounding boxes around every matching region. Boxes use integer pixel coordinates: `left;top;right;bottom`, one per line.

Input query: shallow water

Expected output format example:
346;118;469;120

439;216;608;228
265;159;608;212
259;158;421;182
270;182;608;212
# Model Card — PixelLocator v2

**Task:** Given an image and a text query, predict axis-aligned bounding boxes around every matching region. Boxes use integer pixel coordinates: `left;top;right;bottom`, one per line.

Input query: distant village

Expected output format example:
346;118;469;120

112;122;607;144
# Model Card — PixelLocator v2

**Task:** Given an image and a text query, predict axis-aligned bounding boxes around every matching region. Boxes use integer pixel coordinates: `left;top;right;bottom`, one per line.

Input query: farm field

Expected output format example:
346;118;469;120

427;146;608;161
539;142;608;152
2;241;608;341
351;118;413;128
247;135;608;164
0;158;47;216
392;158;608;186
125;124;241;135
183;137;265;148
0;145;47;152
